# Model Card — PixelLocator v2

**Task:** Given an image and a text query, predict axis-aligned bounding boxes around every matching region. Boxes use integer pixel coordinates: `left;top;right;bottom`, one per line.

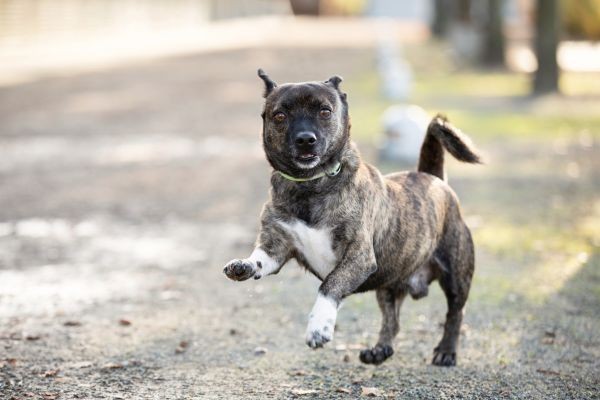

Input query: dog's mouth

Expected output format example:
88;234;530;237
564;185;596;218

297;153;317;161
294;153;321;169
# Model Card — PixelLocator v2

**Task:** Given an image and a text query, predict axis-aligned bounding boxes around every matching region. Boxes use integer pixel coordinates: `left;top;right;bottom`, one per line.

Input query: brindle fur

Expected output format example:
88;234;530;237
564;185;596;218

224;70;481;366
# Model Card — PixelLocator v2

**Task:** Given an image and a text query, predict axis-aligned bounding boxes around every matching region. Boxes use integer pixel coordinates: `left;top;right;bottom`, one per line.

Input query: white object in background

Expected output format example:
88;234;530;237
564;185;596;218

378;105;429;164
377;40;413;101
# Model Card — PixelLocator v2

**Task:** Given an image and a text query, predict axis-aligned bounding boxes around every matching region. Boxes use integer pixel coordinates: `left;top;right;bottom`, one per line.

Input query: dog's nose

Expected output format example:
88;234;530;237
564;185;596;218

295;131;317;148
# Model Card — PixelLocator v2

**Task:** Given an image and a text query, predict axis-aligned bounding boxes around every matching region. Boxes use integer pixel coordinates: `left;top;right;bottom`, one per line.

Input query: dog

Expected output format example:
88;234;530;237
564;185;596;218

223;69;481;366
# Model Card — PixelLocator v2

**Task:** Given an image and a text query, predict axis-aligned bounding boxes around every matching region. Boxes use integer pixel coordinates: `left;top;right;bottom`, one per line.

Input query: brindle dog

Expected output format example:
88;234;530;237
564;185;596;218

223;69;481;366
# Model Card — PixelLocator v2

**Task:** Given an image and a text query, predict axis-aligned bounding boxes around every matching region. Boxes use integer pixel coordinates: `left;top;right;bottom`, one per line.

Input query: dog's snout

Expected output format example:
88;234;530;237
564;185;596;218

295;131;317;148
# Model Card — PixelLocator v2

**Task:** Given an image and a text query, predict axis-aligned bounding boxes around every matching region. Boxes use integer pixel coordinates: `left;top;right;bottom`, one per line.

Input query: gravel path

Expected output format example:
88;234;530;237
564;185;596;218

0;44;598;399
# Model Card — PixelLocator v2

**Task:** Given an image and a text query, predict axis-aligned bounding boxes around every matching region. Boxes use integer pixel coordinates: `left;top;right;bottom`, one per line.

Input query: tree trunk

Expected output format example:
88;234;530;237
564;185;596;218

456;0;471;23
533;0;560;94
432;0;450;38
289;0;320;16
482;0;505;66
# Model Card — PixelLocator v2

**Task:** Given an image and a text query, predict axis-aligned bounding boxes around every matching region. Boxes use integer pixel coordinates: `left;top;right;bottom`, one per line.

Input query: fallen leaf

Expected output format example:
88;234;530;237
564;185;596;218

101;362;123;370
25;334;41;341
336;387;352;394
541;337;554;345
118;319;131;326
253;346;267;356
175;340;189;354
544;330;556;338
1;358;17;367
289;369;308;376
63;321;81;327
537;368;561;376
361;386;383;397
290;388;318;396
42;369;60;377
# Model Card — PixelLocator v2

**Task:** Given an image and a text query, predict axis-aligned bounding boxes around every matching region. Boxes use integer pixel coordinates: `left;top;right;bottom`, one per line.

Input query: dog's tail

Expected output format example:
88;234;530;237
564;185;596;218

417;115;482;180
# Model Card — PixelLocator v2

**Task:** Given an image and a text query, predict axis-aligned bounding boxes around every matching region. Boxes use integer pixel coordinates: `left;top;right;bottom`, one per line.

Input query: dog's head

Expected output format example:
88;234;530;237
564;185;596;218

257;69;350;176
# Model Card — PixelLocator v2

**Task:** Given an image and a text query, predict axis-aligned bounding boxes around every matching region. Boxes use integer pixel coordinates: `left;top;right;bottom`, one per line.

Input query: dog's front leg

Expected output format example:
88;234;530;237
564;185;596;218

223;218;291;282
305;241;376;348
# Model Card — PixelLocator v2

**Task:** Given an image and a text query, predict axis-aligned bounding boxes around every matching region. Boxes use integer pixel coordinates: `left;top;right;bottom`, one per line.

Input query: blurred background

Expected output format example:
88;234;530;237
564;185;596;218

0;0;598;398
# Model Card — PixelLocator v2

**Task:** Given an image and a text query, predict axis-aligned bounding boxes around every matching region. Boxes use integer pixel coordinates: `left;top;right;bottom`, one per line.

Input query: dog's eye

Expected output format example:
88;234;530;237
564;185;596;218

273;112;286;123
319;109;332;119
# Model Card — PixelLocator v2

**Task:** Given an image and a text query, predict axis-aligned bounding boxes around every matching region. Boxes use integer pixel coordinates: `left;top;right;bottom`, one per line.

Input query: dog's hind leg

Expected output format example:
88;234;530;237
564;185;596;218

359;288;407;365
432;224;475;367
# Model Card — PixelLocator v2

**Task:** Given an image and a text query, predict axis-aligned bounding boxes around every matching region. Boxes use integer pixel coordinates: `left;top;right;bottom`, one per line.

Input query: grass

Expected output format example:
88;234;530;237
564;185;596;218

434;109;600;141
344;48;600;143
413;70;530;98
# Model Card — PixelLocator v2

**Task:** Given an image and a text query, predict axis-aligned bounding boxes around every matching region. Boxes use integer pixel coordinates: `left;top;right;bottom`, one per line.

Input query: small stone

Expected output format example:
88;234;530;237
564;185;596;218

290;388;317;396
71;361;93;369
253;347;267;356
361;386;383;397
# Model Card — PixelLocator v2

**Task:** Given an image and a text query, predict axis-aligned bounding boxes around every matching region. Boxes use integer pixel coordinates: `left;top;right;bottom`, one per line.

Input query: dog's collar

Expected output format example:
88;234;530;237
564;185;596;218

276;161;342;182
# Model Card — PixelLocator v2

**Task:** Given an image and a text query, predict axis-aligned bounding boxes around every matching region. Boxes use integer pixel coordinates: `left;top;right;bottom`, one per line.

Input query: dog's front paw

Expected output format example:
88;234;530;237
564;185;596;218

305;320;334;349
304;294;337;349
223;259;256;281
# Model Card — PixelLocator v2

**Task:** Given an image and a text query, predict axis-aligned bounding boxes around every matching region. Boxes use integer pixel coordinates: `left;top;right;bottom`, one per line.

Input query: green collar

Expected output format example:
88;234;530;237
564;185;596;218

276;161;342;182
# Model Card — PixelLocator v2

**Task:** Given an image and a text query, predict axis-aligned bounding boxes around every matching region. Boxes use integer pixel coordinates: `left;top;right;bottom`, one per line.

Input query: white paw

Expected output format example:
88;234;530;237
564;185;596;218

305;294;337;349
223;259;257;281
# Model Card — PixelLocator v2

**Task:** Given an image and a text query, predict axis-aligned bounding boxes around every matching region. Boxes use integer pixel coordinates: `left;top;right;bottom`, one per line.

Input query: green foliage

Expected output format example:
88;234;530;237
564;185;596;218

345;66;600;143
562;0;600;40
436;110;600;140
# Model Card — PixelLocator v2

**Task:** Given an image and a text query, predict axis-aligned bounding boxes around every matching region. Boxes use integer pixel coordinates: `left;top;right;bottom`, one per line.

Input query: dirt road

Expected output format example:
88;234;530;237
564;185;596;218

0;44;598;399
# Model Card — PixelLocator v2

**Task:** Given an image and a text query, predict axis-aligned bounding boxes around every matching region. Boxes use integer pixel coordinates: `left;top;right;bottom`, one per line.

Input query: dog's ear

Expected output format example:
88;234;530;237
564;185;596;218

325;75;346;101
325;75;343;90
257;68;277;98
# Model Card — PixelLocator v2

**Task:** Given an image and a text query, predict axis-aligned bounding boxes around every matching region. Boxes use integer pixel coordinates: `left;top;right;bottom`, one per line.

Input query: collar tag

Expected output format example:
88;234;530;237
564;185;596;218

325;162;342;177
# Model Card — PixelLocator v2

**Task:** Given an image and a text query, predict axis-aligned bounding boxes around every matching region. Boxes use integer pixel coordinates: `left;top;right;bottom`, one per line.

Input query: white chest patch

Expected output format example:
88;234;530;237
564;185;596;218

277;219;337;280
